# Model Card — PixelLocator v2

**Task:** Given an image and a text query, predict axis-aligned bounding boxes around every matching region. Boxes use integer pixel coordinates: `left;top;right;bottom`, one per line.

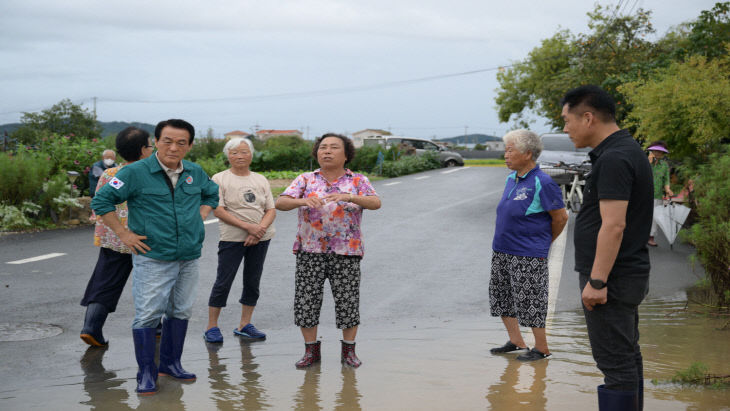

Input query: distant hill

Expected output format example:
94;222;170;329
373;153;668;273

435;133;501;145
0;121;156;137
99;121;156;137
0;123;21;135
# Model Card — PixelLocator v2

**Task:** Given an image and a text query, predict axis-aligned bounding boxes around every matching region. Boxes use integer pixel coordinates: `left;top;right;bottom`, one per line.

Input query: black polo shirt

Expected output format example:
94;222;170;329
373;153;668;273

574;129;654;276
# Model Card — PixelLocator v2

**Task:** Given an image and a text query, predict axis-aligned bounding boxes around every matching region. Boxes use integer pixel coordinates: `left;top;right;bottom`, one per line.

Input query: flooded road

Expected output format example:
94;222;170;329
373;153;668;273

1;167;727;409
1;297;728;410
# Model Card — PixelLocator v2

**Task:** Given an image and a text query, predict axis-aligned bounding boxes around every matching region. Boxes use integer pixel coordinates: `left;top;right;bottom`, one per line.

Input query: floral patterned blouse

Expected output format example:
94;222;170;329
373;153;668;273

93;165;131;254
281;169;377;257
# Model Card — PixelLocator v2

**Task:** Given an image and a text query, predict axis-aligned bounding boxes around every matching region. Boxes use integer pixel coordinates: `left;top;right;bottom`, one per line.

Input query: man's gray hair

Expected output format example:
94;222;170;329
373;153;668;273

102;149;115;156
223;137;254;158
502;129;543;161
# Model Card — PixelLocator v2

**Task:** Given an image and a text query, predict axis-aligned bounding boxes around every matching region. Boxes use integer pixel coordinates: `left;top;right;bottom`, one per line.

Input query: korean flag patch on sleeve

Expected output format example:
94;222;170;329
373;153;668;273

109;177;125;189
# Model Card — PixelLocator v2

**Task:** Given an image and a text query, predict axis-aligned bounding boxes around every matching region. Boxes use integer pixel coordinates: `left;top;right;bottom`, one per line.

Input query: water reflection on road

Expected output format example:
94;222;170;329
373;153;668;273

206;339;270;410
4;297;728;410
486;358;547;410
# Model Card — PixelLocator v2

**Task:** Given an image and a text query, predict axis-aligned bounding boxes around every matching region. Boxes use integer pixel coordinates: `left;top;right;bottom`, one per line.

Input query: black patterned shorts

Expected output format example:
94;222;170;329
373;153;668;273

489;251;549;328
294;252;361;329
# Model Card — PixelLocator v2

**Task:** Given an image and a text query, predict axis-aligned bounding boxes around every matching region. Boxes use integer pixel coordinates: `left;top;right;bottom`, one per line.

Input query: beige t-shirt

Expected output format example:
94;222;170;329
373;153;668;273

212;169;276;242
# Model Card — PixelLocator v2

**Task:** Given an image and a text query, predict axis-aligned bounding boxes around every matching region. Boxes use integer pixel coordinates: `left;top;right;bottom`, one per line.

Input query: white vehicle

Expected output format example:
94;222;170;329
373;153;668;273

538;133;591;213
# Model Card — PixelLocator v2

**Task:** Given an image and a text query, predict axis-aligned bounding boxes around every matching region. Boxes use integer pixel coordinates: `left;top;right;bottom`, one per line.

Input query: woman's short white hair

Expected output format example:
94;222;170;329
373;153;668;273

223;137;254;157
502;129;543;161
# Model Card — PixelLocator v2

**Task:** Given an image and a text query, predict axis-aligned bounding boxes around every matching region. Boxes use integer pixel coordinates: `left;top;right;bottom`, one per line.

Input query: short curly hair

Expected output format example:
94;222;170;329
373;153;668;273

312;133;356;164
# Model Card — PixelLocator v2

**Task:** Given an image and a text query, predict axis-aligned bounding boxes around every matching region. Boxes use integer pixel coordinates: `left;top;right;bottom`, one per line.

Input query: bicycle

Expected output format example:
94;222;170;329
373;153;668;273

541;162;591;213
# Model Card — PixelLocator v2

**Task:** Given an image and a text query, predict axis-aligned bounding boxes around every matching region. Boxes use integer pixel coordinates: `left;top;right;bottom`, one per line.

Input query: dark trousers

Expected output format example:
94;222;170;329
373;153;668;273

579;273;649;391
208;240;270;308
80;247;133;312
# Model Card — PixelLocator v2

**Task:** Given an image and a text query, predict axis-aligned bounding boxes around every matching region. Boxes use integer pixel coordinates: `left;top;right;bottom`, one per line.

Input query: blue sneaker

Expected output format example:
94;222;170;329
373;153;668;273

234;324;266;340
203;327;223;343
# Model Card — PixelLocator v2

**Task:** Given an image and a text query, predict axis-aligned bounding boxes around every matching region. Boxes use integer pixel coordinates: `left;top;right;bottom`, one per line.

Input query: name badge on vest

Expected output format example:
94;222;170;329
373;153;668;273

185;175;193;184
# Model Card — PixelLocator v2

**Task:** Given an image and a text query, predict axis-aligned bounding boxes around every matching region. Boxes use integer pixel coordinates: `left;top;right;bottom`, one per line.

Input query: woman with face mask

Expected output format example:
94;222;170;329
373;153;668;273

89;149;118;198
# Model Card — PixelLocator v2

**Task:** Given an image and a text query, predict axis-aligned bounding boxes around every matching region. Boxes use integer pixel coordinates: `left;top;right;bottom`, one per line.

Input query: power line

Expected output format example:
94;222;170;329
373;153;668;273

97;66;508;105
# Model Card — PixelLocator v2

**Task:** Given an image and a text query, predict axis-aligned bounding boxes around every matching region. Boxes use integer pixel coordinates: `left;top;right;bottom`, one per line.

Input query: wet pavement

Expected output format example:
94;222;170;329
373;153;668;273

1;167;728;410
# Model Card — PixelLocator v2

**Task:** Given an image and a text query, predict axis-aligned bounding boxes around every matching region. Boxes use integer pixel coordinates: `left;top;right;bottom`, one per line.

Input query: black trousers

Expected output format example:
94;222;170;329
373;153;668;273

80;247;133;312
208;240;270;308
580;273;649;391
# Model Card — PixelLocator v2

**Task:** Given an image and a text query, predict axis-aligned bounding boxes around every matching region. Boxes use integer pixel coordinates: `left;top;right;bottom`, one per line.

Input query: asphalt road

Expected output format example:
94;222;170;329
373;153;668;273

0;165;703;407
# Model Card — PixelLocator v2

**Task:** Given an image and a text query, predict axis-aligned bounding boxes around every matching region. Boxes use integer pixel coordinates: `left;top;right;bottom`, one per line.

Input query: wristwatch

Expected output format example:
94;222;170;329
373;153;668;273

589;278;607;289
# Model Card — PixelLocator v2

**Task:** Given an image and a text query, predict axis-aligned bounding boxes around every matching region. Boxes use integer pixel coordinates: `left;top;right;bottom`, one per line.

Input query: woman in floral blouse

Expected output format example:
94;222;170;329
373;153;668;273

80;127;154;346
276;133;381;368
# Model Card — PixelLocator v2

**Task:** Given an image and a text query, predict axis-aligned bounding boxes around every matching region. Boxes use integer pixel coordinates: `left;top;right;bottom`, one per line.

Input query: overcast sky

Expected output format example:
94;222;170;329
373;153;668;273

0;0;719;139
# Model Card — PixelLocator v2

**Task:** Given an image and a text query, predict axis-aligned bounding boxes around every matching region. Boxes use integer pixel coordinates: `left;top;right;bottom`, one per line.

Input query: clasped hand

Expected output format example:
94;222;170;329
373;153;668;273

300;193;352;208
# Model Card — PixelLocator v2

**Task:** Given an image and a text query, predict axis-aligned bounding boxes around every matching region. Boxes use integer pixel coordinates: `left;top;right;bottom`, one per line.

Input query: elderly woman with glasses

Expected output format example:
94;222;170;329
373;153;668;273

203;137;276;343
276;133;381;368
489;129;568;361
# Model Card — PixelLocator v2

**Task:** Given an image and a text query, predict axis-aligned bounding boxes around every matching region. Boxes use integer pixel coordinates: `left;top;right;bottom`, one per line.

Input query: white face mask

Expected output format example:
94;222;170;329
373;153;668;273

103;158;115;167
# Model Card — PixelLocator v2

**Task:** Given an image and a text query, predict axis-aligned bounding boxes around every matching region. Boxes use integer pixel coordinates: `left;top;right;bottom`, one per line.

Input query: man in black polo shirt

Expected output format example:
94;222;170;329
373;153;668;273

561;85;653;411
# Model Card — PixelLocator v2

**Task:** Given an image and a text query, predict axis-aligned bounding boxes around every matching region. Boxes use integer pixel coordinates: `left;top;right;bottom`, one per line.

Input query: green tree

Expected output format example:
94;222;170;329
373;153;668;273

685;2;730;59
683;147;730;305
619;52;730;160
495;4;657;128
13;99;102;144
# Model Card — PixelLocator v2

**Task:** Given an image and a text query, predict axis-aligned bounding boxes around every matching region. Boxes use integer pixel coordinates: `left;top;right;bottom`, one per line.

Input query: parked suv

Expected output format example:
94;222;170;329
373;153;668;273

383;137;464;167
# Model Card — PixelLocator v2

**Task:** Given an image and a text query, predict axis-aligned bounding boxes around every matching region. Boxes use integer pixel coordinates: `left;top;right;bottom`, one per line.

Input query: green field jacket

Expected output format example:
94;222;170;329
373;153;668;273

91;155;219;261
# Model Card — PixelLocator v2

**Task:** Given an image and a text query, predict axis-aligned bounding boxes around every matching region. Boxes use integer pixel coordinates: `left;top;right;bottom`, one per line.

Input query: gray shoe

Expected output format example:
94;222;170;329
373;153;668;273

490;341;529;354
516;348;552;361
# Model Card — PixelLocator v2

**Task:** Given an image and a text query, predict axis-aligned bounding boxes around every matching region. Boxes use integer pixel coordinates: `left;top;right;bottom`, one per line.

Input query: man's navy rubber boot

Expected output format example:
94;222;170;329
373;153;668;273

132;328;158;395
158;318;196;380
80;303;109;346
597;384;638;411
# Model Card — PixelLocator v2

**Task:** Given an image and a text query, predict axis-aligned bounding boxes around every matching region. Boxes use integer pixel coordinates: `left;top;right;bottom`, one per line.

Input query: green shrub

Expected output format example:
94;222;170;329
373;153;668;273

0;201;41;231
37;174;81;222
196;152;228;177
381;152;441;177
0;153;49;206
252;144;314;171
188;137;227;163
349;145;401;173
683;145;730;306
21;133;112;196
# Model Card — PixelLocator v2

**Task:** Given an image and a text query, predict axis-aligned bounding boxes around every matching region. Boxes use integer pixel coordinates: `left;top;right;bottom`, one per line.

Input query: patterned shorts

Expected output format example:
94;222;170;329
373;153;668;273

489;251;549;328
294;252;362;329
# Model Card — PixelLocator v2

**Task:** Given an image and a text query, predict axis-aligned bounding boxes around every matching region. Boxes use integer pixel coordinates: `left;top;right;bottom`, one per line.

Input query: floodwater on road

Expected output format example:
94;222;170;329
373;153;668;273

0;296;727;410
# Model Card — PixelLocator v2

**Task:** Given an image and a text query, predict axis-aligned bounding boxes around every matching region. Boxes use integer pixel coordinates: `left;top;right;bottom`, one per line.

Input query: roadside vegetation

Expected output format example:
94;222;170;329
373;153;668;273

0;104;438;232
495;1;730;310
464;159;505;167
652;362;730;390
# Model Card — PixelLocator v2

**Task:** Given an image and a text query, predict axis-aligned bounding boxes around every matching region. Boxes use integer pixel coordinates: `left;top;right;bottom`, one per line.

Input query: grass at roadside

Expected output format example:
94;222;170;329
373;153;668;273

464;158;505;167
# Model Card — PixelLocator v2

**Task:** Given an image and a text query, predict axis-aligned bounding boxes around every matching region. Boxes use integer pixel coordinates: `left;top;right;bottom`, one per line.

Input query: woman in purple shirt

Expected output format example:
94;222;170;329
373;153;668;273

489;129;567;361
276;133;381;368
